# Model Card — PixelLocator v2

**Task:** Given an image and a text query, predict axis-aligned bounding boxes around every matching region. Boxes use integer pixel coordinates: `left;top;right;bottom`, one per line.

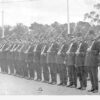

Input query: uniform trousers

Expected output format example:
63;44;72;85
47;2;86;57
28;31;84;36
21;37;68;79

0;52;3;72
77;66;87;87
42;63;49;82
3;52;8;73
68;65;77;86
88;66;98;90
28;61;35;79
8;52;14;75
35;62;42;80
0;54;5;73
14;58;19;75
21;60;28;78
49;63;57;83
14;53;21;76
57;64;67;84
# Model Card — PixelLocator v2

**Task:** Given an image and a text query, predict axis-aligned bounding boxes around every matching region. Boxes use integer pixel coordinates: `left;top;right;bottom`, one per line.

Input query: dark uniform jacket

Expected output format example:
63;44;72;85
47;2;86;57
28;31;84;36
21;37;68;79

14;43;23;63
0;43;9;67
11;44;19;63
2;43;10;62
47;43;59;64
7;43;15;63
34;44;43;63
56;44;69;64
27;45;34;63
40;44;49;64
85;40;100;67
75;42;88;67
20;44;30;63
67;42;78;66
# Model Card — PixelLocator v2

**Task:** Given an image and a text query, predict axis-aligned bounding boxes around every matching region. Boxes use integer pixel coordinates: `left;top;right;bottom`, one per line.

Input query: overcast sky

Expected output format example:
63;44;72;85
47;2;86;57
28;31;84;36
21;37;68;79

0;0;100;26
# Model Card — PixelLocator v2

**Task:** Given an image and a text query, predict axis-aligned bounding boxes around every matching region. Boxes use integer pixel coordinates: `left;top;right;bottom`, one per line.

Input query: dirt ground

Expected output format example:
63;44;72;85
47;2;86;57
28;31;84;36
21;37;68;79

0;72;100;95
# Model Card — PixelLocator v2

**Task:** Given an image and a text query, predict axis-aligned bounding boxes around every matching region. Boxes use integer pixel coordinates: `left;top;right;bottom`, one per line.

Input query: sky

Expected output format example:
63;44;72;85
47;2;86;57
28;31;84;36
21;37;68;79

0;0;100;26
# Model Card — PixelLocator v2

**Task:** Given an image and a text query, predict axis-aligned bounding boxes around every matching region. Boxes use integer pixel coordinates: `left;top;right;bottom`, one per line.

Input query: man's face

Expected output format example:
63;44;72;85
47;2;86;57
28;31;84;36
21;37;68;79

88;34;95;41
70;37;76;43
76;37;83;42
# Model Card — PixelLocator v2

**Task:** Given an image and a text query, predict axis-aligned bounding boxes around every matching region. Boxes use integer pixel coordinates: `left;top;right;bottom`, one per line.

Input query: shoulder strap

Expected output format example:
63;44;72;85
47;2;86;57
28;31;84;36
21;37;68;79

47;43;53;52
41;45;46;55
66;42;73;54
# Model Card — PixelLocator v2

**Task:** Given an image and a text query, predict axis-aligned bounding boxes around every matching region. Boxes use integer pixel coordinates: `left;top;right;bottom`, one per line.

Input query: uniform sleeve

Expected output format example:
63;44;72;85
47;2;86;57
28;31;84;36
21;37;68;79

94;41;100;54
97;41;100;52
73;43;78;52
84;43;88;53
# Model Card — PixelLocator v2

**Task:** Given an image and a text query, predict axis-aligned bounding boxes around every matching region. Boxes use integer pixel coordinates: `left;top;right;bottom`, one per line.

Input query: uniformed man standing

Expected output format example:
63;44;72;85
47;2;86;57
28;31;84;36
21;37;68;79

13;41;21;76
75;33;88;90
47;42;59;84
1;41;9;74
41;42;50;83
7;42;15;75
17;42;25;77
14;42;22;76
85;30;100;93
34;43;43;81
11;42;19;75
67;36;78;88
57;43;68;86
0;40;4;73
27;43;35;80
0;40;7;73
6;41;13;74
20;42;30;78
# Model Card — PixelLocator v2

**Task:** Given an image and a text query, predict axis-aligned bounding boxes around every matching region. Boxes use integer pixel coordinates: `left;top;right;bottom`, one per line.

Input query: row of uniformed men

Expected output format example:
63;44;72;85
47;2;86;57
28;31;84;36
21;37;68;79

0;30;100;93
0;39;68;83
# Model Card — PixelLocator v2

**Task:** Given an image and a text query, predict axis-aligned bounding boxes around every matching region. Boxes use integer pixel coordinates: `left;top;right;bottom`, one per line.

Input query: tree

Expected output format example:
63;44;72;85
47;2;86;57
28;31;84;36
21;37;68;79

0;27;2;38
74;21;91;36
4;25;13;37
12;23;29;35
29;22;46;34
12;23;29;41
84;3;100;25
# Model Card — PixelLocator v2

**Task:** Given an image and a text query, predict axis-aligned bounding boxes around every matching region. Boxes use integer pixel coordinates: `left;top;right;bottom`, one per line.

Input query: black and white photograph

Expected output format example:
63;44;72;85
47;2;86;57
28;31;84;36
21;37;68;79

0;0;100;96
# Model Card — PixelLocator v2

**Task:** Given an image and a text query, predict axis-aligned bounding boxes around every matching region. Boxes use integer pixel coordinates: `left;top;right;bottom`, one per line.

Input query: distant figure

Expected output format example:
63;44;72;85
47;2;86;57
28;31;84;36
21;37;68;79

66;36;78;88
85;30;100;93
34;43;43;81
56;43;68;86
40;43;50;83
47;42;59;84
27;43;35;79
75;33;88;90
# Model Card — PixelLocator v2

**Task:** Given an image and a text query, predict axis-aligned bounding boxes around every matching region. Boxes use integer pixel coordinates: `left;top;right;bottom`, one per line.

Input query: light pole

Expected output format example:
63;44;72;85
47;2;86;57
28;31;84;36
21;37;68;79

67;0;70;34
2;9;4;38
1;0;5;38
0;0;36;38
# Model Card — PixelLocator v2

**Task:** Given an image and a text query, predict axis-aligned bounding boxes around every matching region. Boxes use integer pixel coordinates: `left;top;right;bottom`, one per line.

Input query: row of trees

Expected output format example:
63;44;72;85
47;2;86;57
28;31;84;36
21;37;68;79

0;3;100;44
0;21;99;44
0;22;68;43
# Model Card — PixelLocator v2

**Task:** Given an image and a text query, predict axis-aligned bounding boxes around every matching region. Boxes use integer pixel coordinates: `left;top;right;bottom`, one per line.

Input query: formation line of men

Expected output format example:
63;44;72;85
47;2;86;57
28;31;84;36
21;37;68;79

0;30;100;93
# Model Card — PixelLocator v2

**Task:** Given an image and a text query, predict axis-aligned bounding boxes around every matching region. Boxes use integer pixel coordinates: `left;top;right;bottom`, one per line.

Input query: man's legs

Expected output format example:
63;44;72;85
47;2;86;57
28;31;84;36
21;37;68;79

92;67;98;92
36;63;42;81
67;65;73;86
82;66;87;88
22;61;28;78
43;63;49;82
88;67;95;91
28;62;35;79
58;64;63;85
62;64;67;85
72;65;77;87
50;63;57;84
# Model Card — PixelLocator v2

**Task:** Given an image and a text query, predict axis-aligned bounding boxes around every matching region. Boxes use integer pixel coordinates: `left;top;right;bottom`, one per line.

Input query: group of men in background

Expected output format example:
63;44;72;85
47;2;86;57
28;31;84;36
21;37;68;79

0;30;100;93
